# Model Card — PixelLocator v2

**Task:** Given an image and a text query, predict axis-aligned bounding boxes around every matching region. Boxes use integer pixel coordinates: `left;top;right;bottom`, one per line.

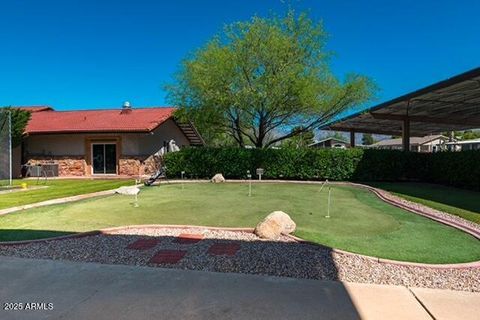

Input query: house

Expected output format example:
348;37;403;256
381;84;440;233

445;138;480;151
309;137;349;149
15;104;203;177
369;135;449;152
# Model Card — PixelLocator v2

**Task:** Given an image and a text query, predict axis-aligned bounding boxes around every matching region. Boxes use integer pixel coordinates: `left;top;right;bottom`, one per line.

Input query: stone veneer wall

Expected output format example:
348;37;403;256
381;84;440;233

26;156;86;176
119;155;161;176
26;155;161;177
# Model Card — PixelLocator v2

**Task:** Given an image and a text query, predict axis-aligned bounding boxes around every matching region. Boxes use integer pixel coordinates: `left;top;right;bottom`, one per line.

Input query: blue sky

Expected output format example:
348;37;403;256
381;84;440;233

0;0;479;111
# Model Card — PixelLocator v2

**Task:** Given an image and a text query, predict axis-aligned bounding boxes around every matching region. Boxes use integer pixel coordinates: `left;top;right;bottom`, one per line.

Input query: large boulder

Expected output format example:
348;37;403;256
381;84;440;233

254;211;296;240
211;173;225;183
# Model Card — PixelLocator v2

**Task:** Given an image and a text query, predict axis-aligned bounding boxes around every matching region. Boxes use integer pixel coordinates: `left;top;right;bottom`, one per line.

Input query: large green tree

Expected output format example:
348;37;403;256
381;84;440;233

0;107;31;148
167;10;376;148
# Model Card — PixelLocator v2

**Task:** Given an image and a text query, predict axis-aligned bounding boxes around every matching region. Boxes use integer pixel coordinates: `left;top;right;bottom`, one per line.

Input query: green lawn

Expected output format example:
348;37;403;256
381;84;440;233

0;179;133;210
0;182;479;264
367;182;480;224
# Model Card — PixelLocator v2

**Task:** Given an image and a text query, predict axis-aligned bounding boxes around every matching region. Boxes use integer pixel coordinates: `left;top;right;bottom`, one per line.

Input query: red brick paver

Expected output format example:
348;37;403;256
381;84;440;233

208;243;241;256
149;250;187;264
127;238;160;250
174;233;204;244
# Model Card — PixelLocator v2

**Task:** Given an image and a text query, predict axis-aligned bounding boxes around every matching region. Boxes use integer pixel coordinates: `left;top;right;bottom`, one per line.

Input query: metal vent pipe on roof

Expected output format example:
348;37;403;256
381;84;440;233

121;101;132;114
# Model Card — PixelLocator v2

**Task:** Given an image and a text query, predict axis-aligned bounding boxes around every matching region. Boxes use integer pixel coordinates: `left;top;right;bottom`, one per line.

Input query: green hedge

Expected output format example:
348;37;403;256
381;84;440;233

164;147;480;190
425;150;480;190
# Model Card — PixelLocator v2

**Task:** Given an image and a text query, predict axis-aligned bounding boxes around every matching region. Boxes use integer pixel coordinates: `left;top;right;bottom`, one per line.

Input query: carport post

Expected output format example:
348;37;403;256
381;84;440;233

350;130;356;148
402;118;410;151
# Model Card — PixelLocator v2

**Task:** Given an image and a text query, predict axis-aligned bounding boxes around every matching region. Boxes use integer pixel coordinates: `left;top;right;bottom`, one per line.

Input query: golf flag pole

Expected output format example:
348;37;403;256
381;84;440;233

247;170;252;197
319;179;328;193
325;186;331;218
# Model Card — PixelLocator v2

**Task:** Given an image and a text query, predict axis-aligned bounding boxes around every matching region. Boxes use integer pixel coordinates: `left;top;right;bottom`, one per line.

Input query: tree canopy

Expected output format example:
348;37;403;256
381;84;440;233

0;107;31;148
282;126;315;148
167;10;376;148
457;130;480;140
362;133;376;145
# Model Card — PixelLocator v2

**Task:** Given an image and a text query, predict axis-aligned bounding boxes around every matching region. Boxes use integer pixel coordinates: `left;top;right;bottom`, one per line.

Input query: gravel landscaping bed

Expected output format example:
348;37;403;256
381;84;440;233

0;226;478;292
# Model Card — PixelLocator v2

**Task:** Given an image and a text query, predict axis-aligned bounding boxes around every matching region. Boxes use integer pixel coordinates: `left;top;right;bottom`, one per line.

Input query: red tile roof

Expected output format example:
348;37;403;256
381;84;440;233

15;106;54;112
24;107;176;134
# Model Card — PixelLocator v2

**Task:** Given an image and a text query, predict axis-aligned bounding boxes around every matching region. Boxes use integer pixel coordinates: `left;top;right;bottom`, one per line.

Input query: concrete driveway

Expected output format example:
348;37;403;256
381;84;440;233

0;256;478;320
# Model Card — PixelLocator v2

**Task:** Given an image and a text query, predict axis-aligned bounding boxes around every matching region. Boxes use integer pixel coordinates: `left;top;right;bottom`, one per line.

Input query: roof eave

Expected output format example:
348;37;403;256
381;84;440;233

25;129;152;135
321;66;480;130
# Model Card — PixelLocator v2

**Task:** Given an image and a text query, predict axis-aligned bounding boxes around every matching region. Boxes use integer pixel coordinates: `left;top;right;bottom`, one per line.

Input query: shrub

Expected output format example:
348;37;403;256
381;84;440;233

426;150;480;190
164;147;480;190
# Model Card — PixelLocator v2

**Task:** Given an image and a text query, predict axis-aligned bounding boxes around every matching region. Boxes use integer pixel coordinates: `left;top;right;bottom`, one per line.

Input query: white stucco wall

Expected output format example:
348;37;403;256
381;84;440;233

419;138;448;152
24;119;191;157
122;119;190;156
25;134;86;156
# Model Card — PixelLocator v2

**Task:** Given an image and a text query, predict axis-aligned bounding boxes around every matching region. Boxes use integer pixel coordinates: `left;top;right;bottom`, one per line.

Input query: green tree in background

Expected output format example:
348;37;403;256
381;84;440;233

362;133;376;145
459;130;480;140
0;107;30;148
282;126;315;148
167;10;376;148
326;132;347;141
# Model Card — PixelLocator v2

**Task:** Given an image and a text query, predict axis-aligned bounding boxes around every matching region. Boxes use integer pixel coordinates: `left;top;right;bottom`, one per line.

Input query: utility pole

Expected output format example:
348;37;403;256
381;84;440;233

8;111;12;186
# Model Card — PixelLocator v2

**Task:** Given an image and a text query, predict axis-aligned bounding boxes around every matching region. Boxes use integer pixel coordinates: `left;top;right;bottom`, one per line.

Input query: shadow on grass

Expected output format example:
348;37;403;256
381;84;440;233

0;229;75;242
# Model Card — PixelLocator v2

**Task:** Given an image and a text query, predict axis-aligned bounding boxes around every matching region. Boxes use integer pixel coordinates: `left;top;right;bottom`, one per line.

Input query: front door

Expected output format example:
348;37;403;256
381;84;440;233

92;143;117;174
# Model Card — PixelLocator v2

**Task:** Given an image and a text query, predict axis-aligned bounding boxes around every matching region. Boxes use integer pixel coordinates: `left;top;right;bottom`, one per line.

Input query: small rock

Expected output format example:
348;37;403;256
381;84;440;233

254;211;296;240
211;173;225;183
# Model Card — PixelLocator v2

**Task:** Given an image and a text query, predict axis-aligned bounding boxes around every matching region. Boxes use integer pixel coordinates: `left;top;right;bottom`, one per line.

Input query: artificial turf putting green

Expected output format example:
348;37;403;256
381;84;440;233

0;182;479;264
